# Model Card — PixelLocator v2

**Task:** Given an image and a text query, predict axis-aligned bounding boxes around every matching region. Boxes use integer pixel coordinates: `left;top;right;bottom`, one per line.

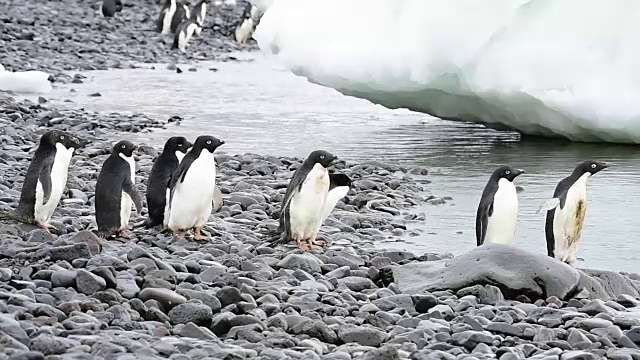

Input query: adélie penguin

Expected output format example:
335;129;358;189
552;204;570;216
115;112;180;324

95;141;143;239
173;19;201;52
234;1;261;44
272;150;344;251
102;0;123;17
191;0;210;36
538;160;609;265
143;136;192;229
170;1;191;34
13;130;87;232
476;166;525;246
157;0;178;34
166;135;225;240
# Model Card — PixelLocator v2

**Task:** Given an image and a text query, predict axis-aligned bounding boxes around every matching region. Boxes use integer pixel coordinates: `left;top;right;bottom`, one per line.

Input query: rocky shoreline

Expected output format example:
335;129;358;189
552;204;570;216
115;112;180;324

1;90;640;360
0;0;257;82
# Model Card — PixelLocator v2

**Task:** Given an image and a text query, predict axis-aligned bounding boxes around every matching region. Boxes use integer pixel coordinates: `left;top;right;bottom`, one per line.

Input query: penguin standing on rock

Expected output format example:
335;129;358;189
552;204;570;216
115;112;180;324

95;141;143;239
14;130;87;232
272;150;346;251
143;136;192;229
234;1;261;44
102;0;123;17
166;135;225;240
157;0;177;34
173;19;201;52
538;160;609;265
170;1;191;34
191;0;210;36
476;166;525;246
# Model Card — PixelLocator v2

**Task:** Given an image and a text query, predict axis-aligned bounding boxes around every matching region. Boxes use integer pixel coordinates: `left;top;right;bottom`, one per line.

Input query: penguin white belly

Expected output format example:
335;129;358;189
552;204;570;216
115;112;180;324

484;178;518;244
119;153;136;230
289;165;329;240
162;4;176;34
321;186;349;222
235;18;254;43
34;145;74;225
168;152;217;230
553;174;589;264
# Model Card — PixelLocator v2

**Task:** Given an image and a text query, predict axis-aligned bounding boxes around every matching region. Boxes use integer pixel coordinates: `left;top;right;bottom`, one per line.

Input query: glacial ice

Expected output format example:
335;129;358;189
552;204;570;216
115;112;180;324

0;64;53;94
254;0;640;143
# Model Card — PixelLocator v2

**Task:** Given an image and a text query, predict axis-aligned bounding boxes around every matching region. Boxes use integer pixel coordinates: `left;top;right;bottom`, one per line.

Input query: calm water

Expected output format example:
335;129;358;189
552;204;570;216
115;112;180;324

44;52;640;273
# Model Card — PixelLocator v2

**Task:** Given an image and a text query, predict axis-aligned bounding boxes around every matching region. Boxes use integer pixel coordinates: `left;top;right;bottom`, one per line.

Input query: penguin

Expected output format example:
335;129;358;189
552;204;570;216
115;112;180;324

143;136;192;229
321;173;352;222
191;0;210;36
475;166;525;246
157;0;177;34
102;0;123;17
95;140;143;239
273;150;339;250
14;130;86;232
166;135;225;240
538;160;609;265
234;1;261;44
172;19;201;52
170;1;191;34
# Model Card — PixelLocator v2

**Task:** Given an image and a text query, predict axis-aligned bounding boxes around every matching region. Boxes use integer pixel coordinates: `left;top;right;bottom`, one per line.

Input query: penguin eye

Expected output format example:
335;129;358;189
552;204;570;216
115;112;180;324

206;140;212;145
320;155;325;160
122;144;126;149
591;163;596;168
60;136;65;140
505;170;510;175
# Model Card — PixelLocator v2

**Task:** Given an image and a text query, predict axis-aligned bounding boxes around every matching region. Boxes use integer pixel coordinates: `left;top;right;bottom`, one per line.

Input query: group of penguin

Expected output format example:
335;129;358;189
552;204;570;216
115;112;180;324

8;130;611;265
10;130;353;251
476;160;609;265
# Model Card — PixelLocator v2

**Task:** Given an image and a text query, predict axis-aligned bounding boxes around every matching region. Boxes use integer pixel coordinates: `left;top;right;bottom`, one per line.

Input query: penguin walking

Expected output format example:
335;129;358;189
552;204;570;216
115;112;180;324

157;0;177;34
273;150;345;251
173;19;201;52
191;0;210;36
321;173;352;222
538;160;609;265
166;135;225;240
170;1;192;34
95;141;143;238
102;0;123;17
14;130;86;232
234;1;261;44
143;136;192;229
476;166;525;246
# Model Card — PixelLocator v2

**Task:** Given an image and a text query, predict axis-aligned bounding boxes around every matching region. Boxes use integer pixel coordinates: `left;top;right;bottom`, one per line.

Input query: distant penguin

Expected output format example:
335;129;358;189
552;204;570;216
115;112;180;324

157;0;177;34
272;150;340;250
173;19;201;52
170;1;191;34
14;130;86;232
476;166;525;246
95;141;143;238
102;0;123;17
234;1;260;44
166;135;225;240
191;0;209;36
143;136;192;229
321;173;352;222
538;160;609;265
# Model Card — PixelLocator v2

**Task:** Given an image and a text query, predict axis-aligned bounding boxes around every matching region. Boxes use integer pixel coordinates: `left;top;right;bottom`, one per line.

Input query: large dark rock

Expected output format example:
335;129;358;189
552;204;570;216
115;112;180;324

391;244;640;301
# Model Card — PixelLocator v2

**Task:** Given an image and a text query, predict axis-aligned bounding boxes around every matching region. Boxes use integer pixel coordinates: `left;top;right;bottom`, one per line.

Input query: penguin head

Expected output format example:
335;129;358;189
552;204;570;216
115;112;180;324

112;140;138;158
164;136;193;154
492;165;525;182
41;130;85;150
307;150;338;168
193;135;225;154
576;160;609;176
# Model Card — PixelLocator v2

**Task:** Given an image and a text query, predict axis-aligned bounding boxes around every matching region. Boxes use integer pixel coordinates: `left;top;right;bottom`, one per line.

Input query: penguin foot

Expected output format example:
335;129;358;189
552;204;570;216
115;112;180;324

296;239;311;251
173;230;187;239
193;228;207;241
311;238;326;247
116;230;132;239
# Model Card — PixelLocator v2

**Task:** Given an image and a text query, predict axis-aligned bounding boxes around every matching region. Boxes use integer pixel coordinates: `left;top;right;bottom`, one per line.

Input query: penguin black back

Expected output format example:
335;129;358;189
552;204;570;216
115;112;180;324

170;1;190;33
144;136;192;228
102;0;123;17
16;130;84;223
95;140;142;237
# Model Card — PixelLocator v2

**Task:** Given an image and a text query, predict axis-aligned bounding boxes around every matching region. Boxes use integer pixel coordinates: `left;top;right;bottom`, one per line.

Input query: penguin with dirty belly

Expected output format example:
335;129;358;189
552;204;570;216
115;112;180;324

272;150;351;251
538;160;609;265
157;0;177;34
143;136;192;229
14;130;87;233
94;140;143;239
166;135;225;240
476;166;525;246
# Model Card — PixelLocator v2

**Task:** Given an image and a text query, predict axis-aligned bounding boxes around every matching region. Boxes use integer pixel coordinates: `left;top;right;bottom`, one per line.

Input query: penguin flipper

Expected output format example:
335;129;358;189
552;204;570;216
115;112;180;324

475;202;491;246
122;178;143;214
38;162;53;205
537;198;560;214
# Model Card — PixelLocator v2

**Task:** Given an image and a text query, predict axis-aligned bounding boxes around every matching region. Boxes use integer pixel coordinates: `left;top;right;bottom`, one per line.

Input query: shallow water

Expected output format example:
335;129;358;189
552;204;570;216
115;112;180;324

45;52;640;273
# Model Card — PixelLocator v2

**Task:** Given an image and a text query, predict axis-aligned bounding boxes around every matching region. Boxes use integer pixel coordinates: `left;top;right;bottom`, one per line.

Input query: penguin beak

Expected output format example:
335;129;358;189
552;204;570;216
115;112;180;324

219;140;225;146
76;138;90;148
600;161;610;169
515;169;525;176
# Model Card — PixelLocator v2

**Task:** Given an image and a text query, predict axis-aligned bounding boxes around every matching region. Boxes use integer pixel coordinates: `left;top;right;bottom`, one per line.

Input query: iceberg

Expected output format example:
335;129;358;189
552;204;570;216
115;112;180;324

0;64;53;94
254;0;640;143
